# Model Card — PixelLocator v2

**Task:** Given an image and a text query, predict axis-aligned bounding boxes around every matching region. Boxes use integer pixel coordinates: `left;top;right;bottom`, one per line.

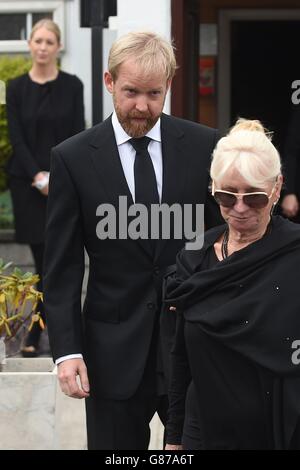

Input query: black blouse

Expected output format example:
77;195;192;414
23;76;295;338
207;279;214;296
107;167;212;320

31;79;57;171
6;71;85;179
166;246;219;446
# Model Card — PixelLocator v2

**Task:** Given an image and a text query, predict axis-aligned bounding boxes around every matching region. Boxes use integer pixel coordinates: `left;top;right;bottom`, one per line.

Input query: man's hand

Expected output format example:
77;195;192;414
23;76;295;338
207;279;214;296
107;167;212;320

281;194;299;218
57;358;90;399
165;444;183;450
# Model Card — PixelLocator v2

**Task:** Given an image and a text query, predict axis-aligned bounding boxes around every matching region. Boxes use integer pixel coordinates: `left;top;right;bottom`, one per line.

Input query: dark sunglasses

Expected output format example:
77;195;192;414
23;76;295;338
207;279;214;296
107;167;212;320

212;184;276;209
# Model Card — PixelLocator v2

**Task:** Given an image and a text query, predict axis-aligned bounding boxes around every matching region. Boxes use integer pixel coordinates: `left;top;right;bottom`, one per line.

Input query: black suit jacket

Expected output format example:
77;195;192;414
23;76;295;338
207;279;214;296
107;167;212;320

44;113;221;400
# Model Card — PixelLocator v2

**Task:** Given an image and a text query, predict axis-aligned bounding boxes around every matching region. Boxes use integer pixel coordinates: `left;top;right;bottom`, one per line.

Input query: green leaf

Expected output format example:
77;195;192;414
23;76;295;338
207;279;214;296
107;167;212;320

12;267;23;277
0;55;32;193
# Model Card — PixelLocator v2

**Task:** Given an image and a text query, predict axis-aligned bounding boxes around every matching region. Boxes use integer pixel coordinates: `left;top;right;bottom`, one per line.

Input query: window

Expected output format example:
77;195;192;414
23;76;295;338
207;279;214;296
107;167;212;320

32;11;53;26
0;2;64;52
0;11;53;41
0;14;27;40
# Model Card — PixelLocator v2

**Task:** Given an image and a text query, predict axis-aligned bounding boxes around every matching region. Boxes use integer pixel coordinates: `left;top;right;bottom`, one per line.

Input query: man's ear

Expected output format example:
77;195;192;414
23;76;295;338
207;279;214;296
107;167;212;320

276;174;284;199
104;71;114;94
166;79;172;92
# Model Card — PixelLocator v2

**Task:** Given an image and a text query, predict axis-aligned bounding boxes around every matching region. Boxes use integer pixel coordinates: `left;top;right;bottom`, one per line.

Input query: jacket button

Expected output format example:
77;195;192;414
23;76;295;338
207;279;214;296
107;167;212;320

154;266;160;276
147;302;155;310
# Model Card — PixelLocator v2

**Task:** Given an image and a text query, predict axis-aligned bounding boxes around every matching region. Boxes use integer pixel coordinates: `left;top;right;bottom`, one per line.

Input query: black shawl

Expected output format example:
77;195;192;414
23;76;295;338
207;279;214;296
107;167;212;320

165;216;300;449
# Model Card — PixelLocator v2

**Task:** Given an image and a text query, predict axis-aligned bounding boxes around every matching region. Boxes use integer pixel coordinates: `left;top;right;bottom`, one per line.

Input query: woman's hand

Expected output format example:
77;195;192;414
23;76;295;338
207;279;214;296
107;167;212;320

32;171;49;196
39;184;49;196
281;194;299;218
165;444;183;450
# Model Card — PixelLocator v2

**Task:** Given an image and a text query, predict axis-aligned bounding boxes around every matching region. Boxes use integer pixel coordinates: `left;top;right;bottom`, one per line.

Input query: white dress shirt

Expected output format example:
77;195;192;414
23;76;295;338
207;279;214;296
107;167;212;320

112;111;163;202
56;112;163;365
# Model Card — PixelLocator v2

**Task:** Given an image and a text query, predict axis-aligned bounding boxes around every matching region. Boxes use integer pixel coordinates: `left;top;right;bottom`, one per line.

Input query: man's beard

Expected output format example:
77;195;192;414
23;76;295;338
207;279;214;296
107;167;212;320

114;102;161;138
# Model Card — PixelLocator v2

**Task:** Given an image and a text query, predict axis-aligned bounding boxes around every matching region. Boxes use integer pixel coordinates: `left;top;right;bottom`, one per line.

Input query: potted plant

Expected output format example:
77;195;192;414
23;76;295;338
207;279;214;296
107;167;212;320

0;258;43;364
0;259;59;449
0;259;87;449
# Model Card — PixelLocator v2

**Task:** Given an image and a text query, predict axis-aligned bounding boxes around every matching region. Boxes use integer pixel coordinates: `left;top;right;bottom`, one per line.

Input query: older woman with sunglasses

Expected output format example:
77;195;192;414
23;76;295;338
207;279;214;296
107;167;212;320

164;118;300;450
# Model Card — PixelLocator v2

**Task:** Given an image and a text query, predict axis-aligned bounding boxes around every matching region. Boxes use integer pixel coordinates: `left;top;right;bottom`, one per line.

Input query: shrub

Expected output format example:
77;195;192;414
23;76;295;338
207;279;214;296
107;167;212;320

0;56;31;193
0;190;13;229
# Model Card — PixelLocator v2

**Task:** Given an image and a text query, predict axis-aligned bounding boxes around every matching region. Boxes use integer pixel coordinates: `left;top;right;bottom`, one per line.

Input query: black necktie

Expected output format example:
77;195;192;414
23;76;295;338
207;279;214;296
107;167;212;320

129;137;159;208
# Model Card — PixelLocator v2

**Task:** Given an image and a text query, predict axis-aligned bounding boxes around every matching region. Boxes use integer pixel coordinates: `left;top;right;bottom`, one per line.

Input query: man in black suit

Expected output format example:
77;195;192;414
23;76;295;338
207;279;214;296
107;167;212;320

44;31;220;450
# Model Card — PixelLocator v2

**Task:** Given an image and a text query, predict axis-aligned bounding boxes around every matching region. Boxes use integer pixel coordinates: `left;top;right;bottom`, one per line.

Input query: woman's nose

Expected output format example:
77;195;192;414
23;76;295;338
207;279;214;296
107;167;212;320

233;197;249;212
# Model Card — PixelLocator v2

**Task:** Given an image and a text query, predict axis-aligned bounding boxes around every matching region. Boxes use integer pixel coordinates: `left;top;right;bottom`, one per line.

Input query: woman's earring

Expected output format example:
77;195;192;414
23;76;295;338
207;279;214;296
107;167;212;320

270;200;278;216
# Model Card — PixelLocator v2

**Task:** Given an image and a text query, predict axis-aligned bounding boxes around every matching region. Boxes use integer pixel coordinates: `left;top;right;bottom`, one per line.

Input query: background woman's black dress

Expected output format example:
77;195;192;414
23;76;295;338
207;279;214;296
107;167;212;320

7;71;85;243
6;71;85;349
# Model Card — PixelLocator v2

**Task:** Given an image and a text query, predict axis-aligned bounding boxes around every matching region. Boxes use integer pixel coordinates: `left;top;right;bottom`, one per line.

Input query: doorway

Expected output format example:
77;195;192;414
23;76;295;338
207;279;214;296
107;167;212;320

218;9;300;154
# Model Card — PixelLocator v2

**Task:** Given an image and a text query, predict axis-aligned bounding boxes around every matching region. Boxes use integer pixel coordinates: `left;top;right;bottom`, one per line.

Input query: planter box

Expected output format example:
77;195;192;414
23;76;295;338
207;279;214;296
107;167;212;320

0;358;57;450
0;358;87;450
0;358;164;449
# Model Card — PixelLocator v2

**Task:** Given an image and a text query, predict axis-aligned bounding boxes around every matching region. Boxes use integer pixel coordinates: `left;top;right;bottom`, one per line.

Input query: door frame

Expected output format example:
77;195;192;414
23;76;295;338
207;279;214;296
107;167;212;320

218;8;300;136
171;0;199;120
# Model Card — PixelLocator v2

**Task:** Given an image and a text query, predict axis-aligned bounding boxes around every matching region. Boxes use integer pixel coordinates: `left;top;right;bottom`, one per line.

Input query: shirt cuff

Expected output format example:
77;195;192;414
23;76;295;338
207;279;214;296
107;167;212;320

55;354;83;365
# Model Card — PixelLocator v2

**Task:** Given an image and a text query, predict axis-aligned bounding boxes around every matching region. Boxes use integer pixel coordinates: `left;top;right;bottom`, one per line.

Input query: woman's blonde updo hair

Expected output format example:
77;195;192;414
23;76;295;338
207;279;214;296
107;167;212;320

30;19;61;44
210;118;282;187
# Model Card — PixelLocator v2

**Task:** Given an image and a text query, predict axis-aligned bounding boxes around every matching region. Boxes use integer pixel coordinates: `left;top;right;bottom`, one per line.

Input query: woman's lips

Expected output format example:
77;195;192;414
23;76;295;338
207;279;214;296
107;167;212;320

230;216;250;221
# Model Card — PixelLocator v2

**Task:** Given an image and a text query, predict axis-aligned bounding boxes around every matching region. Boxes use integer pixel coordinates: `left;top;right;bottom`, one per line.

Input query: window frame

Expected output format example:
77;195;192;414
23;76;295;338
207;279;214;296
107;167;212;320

0;1;65;52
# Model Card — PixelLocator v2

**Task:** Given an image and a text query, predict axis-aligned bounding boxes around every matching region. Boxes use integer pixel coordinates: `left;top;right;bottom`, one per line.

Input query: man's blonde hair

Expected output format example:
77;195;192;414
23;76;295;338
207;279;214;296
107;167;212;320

30;18;61;44
108;31;177;81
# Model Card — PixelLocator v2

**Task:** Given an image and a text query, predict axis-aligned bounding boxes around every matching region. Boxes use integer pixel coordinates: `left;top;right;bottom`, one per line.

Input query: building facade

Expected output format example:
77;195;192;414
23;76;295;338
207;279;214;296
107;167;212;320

1;0;300;151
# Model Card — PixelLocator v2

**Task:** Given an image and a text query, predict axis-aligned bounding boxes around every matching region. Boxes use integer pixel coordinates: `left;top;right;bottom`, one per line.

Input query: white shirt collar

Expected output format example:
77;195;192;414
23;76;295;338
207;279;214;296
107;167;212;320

111;111;161;145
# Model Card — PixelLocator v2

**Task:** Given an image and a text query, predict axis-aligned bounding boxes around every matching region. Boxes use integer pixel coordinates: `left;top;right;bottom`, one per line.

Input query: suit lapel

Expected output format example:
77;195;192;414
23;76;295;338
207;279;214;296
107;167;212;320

160;114;186;205
89;117;133;207
89;117;153;258
155;114;187;261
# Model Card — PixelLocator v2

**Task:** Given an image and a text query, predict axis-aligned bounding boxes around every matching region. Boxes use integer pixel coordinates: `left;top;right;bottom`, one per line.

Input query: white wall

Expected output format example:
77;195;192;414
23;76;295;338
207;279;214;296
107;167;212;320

62;0;92;127
116;0;172;114
103;28;117;120
117;0;171;39
62;0;172;124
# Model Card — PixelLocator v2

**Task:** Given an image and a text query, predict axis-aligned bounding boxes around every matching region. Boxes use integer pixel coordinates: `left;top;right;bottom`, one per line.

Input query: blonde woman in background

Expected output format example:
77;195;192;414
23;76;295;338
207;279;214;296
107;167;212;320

6;19;85;356
165;119;300;450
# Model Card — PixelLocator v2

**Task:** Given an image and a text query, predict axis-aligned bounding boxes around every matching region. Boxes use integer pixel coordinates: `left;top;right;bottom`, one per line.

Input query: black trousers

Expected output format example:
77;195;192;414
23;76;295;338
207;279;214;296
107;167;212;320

24;243;46;347
182;382;204;450
85;389;168;450
85;316;168;450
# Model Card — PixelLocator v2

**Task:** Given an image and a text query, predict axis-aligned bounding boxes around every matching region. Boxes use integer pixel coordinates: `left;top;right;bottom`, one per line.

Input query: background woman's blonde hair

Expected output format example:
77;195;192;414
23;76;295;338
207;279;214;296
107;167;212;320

210;118;282;187
108;31;177;81
30;18;61;44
